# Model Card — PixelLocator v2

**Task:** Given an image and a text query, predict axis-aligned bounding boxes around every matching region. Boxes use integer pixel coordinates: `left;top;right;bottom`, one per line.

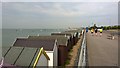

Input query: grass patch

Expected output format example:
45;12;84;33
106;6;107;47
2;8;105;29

64;48;73;66
65;59;70;65
69;49;73;53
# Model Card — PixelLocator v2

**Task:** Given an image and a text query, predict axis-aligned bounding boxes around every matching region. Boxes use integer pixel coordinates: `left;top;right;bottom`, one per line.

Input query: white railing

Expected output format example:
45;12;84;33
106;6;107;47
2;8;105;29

78;31;87;68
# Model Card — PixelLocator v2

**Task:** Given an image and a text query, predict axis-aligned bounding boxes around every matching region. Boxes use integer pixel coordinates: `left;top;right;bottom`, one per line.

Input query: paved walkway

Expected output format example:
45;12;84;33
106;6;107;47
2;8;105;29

86;31;118;66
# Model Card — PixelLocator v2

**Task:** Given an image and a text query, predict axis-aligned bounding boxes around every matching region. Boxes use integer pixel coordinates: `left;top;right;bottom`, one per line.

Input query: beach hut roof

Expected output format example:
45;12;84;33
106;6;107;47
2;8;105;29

13;38;56;51
28;36;68;46
3;47;49;67
51;32;72;36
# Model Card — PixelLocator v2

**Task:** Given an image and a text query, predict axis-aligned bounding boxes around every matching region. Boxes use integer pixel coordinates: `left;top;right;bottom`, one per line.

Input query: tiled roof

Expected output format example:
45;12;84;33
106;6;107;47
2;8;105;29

13;38;56;51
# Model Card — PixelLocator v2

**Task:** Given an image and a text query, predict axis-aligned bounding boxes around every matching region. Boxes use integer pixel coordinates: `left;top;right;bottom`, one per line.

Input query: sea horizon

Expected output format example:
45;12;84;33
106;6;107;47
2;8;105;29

2;29;68;47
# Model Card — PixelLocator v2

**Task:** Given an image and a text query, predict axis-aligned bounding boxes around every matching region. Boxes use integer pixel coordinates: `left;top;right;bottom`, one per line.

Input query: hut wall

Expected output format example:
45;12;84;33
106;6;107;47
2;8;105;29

46;52;53;66
58;45;68;66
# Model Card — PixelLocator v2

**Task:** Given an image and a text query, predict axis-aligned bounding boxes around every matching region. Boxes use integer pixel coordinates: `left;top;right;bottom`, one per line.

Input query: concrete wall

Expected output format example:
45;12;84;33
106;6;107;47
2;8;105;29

37;54;48;66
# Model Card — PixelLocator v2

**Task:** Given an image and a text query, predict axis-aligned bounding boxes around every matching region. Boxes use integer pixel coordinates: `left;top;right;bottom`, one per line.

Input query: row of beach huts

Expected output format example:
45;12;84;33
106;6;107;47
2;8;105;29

1;29;82;68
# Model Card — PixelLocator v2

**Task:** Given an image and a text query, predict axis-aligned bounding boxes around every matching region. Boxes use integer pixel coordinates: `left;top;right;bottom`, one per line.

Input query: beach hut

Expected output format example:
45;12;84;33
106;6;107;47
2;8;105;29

2;47;50;67
51;32;75;50
13;38;58;66
28;35;69;66
33;47;50;67
64;30;80;44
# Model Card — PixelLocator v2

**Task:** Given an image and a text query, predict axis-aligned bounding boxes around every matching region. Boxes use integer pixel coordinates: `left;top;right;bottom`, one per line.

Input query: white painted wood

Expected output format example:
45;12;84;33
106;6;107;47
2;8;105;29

47;52;53;66
53;42;58;66
45;39;58;66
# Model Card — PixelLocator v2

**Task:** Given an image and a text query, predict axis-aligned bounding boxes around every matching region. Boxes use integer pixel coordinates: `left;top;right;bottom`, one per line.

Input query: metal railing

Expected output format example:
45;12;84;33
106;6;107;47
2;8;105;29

78;31;87;68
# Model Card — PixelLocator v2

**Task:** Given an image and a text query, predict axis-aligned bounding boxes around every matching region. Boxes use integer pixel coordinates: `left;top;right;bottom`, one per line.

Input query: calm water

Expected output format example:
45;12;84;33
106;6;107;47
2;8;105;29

2;29;66;47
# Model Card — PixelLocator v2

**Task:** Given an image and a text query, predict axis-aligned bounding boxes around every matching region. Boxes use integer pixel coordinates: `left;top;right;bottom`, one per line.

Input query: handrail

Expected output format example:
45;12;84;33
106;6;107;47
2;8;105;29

78;31;87;68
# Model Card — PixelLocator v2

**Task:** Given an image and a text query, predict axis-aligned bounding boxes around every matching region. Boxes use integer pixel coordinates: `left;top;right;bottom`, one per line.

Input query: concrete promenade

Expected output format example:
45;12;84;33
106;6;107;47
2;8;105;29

86;31;118;66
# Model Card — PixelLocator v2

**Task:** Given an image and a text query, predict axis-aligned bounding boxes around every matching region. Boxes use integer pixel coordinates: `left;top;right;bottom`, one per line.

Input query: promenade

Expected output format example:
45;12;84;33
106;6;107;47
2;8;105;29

86;30;118;66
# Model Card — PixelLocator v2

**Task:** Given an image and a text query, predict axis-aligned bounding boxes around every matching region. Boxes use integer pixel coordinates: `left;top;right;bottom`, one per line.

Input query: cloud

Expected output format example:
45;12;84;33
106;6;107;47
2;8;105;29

1;0;119;2
2;2;118;28
2;2;118;17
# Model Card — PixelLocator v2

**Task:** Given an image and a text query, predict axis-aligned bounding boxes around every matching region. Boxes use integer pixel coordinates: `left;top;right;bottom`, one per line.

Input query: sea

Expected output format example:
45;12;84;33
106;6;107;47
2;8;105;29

1;29;66;47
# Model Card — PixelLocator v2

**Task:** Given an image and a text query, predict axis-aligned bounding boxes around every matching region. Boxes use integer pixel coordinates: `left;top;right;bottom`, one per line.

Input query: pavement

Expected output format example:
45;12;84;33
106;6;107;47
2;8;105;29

86;31;118;66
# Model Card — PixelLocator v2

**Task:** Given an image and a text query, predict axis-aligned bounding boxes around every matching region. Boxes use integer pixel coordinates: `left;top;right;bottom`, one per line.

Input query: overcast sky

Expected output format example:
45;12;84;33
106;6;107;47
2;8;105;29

2;2;118;29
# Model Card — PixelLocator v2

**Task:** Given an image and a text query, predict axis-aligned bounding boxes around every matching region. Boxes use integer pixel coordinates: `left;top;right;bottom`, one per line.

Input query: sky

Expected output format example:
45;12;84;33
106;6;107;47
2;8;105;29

2;2;118;29
1;0;119;2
